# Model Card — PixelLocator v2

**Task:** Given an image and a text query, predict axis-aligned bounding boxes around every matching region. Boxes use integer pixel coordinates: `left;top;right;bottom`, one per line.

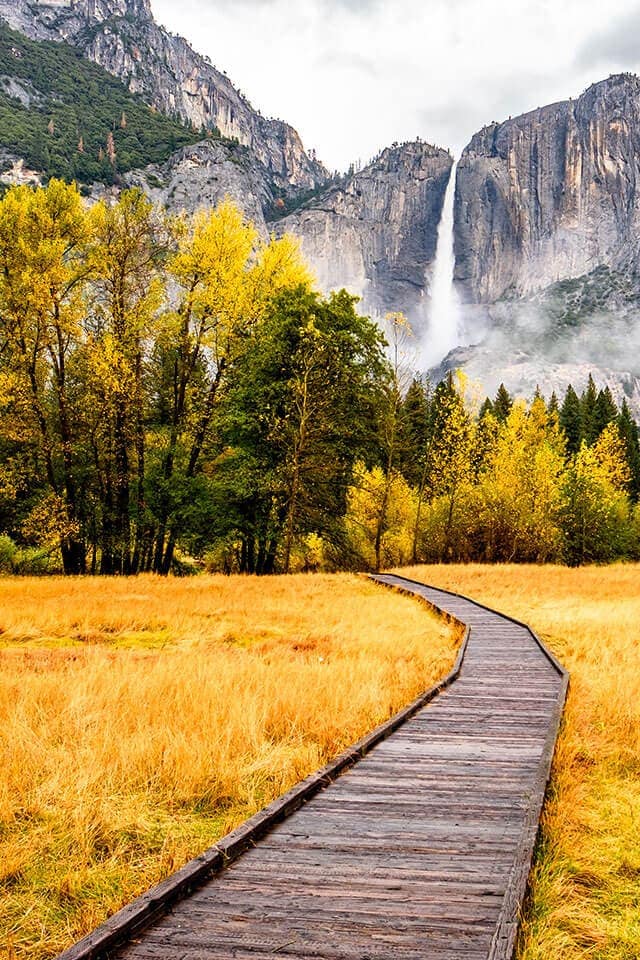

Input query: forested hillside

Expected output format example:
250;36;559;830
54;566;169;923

0;23;203;184
0;180;639;576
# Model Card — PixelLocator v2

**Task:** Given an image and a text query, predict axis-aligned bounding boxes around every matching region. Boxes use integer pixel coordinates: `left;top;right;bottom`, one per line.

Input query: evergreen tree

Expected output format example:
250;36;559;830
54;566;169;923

397;379;432;487
617;400;640;502
593;386;619;438
548;392;560;417
580;374;599;445
493;383;513;423
479;397;494;420
560;385;582;455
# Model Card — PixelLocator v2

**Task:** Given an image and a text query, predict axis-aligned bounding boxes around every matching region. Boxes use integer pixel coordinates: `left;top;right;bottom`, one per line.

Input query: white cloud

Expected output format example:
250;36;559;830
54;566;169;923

151;0;637;171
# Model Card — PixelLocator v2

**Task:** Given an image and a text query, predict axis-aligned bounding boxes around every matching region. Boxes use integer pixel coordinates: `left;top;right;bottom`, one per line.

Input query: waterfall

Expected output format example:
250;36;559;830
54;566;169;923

422;160;461;368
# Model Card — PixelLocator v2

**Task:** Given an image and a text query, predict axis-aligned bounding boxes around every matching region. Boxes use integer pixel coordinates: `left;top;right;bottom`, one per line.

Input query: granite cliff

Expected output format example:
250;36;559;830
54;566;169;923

275;142;453;326
455;74;640;306
96;139;275;233
445;74;640;412
0;0;327;194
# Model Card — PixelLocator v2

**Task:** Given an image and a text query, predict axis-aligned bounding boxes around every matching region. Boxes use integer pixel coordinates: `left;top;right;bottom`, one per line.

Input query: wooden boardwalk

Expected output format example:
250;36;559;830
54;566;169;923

59;575;568;960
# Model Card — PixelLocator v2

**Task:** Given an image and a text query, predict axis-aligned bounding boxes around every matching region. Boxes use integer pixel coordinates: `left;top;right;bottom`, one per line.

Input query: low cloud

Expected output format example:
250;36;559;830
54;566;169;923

576;8;640;70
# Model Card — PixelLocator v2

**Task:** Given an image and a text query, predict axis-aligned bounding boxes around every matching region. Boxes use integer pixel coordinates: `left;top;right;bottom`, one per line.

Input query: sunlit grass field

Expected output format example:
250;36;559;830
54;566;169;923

0;573;458;960
397;564;640;960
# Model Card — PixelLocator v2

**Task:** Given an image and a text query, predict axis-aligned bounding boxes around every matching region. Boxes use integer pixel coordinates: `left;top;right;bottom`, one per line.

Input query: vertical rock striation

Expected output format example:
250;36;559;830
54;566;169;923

274;142;453;328
455;74;640;304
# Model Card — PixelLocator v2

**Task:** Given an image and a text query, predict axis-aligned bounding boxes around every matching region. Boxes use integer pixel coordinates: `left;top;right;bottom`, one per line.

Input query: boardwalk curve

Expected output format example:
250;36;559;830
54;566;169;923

57;574;568;960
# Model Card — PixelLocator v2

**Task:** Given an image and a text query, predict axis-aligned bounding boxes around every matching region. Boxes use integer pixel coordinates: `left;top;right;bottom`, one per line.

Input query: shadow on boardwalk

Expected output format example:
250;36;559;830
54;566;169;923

58;574;568;960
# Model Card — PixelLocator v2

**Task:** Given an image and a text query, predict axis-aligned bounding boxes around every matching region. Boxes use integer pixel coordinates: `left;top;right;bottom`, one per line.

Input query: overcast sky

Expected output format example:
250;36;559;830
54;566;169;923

152;0;640;172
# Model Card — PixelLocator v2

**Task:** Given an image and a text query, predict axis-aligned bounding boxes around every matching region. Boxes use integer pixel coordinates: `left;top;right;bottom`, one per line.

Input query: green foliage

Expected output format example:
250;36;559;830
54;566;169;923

493;383;513;422
560;385;582;454
219;287;388;573
0;533;60;574
0;23;203;184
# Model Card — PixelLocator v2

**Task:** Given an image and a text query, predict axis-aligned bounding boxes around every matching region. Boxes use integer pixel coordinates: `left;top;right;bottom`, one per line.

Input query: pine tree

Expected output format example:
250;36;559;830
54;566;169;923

617;400;640;502
560;384;582;454
397;378;432;487
548;392;560;418
493;383;513;422
479;397;494;420
580;374;599;445
593;386;619;438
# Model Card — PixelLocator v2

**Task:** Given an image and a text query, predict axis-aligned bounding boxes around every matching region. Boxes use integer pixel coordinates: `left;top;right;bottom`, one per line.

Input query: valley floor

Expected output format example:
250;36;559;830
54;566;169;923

0;574;457;960
397;564;640;960
1;567;636;959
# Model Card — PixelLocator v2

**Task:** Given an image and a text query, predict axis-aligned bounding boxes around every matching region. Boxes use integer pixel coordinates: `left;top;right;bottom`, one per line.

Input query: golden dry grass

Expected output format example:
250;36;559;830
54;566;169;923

0;573;458;960
397;564;640;960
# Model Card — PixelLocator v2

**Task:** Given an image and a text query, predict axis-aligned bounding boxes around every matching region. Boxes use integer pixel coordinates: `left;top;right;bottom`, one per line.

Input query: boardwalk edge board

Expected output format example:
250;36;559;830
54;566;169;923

55;585;471;960
375;573;570;960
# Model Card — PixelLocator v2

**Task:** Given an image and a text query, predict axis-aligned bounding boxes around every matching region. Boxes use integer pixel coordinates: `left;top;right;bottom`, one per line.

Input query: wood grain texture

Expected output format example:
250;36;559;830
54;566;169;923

56;574;568;960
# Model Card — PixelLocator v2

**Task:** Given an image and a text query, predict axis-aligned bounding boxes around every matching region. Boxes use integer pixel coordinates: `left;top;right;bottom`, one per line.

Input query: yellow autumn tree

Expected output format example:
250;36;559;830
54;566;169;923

151;200;312;573
0;179;90;573
345;462;417;570
561;422;632;565
418;374;476;562
87;189;167;573
474;397;567;561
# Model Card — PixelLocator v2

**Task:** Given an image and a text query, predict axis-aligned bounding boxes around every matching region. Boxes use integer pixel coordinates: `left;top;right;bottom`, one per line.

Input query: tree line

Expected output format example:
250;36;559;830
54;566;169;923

0;180;639;575
362;367;640;569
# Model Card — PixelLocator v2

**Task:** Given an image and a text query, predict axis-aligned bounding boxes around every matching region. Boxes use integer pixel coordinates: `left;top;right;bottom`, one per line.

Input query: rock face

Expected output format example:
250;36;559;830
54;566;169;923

275;142;453;327
455;74;640;304
0;0;327;194
91;139;274;233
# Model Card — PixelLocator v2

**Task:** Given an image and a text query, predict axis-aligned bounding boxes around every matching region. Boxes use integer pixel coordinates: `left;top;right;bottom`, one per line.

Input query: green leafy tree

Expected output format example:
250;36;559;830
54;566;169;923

222;288;388;573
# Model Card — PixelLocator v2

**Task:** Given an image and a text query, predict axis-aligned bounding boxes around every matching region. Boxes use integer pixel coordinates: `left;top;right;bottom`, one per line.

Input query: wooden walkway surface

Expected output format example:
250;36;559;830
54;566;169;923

59;574;568;960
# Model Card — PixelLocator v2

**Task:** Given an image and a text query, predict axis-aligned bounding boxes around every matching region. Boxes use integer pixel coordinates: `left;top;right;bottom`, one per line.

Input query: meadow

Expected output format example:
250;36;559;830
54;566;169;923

0;574;458;960
397;564;640;960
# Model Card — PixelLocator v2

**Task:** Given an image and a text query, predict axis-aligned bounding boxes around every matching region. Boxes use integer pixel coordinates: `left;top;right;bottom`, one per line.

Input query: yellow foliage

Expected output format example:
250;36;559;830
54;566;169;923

591;421;631;491
475;399;566;561
0;179;87;349
346;462;417;568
